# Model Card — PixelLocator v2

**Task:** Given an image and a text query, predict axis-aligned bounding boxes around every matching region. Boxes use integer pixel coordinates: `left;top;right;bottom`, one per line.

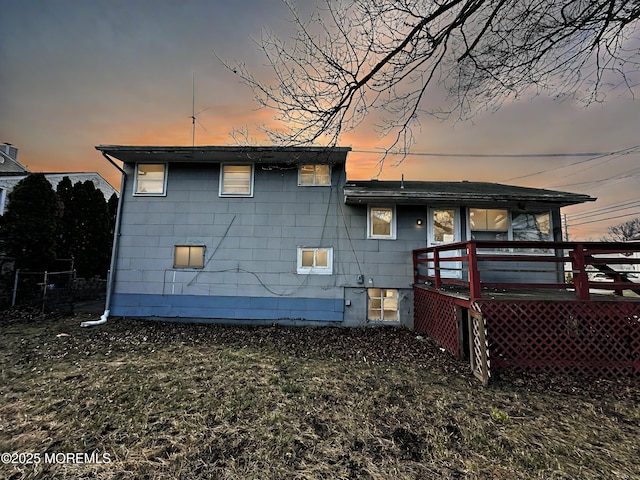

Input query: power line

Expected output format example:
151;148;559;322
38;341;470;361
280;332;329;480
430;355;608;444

566;199;640;221
548;150;638;184
350;145;640;185
351;149;614;158
501;145;640;182
569;211;640;227
551;169;640;188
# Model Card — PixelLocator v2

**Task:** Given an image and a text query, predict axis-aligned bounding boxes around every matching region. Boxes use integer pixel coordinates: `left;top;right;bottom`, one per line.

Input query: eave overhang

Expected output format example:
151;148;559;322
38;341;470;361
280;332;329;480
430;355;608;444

95;145;351;165
343;181;595;208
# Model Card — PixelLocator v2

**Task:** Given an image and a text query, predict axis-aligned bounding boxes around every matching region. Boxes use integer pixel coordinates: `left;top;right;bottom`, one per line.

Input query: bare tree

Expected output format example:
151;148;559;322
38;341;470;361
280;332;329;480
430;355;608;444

221;0;640;162
605;217;640;241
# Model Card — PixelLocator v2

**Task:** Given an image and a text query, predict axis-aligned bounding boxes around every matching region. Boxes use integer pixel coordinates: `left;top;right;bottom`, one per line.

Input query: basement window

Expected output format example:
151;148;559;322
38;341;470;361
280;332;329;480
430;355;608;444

134;163;167;196
174;245;205;268
367;288;399;322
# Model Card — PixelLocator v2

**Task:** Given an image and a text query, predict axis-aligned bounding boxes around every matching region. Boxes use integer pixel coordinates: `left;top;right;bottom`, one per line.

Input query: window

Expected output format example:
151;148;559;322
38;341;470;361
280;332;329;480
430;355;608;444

368;288;399;322
298;164;331;186
134;163;167;195
297;247;333;274
220;164;253;196
512;211;552;253
174;245;205;268
432;209;456;243
368;206;396;239
512;211;551;241
469;208;509;241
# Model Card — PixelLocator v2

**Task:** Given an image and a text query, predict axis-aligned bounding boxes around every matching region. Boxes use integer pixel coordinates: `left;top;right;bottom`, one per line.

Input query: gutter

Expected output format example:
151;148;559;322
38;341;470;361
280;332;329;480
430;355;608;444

81;153;126;327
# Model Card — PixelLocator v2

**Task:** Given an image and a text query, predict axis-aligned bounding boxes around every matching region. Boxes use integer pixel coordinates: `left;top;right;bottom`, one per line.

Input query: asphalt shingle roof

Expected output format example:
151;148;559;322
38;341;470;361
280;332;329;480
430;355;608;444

343;180;595;207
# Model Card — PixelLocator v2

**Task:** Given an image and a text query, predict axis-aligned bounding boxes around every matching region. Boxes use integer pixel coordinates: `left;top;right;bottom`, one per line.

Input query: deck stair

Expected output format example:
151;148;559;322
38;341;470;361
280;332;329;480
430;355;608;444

591;263;640;295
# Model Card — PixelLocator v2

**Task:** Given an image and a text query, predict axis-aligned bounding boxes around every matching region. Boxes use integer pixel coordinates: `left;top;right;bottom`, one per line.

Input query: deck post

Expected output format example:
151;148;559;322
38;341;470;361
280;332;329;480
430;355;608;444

613;272;624;296
433;248;442;289
468;242;481;300
571;244;590;300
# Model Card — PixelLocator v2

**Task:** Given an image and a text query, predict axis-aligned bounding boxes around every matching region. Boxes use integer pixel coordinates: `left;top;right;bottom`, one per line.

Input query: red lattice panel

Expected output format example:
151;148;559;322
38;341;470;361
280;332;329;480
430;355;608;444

474;300;640;376
414;287;460;359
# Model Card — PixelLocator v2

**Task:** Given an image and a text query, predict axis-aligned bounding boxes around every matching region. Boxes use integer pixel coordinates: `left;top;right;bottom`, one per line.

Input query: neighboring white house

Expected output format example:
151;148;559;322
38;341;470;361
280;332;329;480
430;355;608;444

0;143;28;173
0;143;118;215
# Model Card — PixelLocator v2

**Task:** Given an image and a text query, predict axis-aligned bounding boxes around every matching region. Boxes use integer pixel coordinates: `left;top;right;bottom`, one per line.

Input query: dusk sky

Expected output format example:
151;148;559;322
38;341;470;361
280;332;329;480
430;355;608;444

1;0;639;240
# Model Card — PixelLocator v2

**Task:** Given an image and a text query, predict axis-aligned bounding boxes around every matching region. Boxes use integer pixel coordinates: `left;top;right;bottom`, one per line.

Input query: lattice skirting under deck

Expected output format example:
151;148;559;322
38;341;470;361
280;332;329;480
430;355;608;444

473;300;640;376
414;287;460;359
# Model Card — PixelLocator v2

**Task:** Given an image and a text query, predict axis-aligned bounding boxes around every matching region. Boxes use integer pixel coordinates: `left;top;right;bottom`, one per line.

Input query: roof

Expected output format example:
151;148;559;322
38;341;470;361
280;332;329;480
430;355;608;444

0;172;118;201
96;145;352;165
343;180;595;208
0;150;28;173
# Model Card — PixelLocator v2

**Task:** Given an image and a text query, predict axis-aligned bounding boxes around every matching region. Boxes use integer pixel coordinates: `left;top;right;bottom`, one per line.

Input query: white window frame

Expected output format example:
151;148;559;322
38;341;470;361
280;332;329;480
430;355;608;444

298;164;331;186
133;163;168;196
367;288;400;322
468;208;511;241
511;210;554;254
367;205;397;240
219;163;254;197
174;245;205;269
296;247;333;275
465;208;555;254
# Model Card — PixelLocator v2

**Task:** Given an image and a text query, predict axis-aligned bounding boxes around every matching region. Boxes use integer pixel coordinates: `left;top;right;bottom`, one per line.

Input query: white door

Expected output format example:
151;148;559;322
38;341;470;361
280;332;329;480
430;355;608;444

428;207;462;279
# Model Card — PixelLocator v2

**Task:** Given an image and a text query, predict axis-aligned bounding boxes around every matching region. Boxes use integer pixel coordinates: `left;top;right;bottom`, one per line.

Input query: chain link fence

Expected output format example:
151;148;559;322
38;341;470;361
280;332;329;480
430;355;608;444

2;269;107;315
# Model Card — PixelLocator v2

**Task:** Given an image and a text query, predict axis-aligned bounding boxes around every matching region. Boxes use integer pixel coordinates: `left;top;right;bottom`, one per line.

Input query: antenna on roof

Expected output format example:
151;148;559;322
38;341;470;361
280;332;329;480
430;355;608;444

190;73;211;147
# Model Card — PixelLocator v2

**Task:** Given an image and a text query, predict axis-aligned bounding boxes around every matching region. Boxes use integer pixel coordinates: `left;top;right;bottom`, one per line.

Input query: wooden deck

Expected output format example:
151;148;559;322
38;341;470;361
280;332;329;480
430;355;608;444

412;242;640;381
413;240;640;302
415;282;640;304
413;283;640;382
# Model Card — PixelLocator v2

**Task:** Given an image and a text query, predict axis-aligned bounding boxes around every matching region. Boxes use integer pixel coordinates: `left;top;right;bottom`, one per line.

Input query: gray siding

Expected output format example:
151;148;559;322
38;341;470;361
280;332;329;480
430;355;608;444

112;162;425;326
111;160;570;326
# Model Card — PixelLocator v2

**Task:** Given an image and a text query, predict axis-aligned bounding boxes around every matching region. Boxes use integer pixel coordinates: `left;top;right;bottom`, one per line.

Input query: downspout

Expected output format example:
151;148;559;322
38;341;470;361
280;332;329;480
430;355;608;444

81;153;126;327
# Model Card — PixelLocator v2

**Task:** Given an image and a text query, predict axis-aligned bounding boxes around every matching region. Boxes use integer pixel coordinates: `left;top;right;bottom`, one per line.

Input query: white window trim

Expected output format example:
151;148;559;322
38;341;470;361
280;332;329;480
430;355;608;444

219;163;254;197
367;205;397;240
297;164;332;186
296;247;333;275
465;208;555;254
133;163;168;196
467;208;512;242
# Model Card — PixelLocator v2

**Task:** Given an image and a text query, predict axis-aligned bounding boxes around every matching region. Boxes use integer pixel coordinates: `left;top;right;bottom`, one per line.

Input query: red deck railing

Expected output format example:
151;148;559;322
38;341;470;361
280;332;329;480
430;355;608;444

413;240;640;301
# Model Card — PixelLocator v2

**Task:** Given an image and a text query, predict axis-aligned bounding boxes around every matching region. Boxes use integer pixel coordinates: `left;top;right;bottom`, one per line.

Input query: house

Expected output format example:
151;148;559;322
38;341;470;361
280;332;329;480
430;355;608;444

0;172;118;215
0;143;28;173
93;144;595;327
0;143;118;215
0;142;29;214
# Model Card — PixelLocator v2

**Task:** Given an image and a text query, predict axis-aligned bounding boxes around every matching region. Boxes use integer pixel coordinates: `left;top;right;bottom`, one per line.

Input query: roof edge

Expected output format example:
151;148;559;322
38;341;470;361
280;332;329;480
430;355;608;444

95;145;352;165
95;145;352;153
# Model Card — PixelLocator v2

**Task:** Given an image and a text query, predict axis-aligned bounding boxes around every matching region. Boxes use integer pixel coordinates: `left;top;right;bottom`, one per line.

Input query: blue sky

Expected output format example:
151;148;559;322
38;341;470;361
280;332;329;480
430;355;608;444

1;0;639;239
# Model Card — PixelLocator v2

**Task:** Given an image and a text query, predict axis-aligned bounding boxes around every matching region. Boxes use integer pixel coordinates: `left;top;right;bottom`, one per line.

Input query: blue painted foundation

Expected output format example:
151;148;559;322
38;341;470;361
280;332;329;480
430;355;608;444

109;293;345;323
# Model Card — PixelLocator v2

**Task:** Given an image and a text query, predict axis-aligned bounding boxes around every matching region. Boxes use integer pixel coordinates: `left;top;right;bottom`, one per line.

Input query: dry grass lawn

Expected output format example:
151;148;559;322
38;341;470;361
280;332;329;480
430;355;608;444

1;312;639;479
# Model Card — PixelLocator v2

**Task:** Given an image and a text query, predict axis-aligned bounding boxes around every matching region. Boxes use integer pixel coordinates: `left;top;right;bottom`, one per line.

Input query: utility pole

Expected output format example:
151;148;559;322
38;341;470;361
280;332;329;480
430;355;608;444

563;213;569;241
